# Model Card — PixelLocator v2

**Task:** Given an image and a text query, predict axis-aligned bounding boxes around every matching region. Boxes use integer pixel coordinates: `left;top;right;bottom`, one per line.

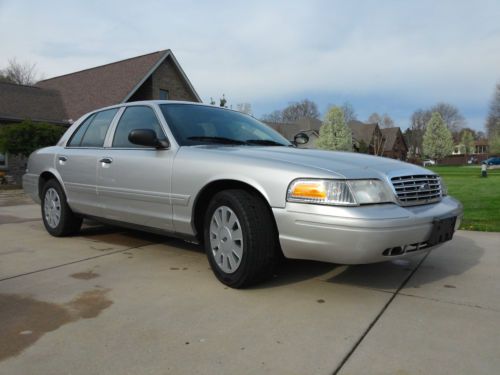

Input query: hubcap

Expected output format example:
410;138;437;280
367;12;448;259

209;206;243;274
44;188;61;228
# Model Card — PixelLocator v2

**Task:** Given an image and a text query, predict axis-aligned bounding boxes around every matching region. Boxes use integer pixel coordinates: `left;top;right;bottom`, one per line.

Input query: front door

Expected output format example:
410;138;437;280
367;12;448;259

97;105;175;231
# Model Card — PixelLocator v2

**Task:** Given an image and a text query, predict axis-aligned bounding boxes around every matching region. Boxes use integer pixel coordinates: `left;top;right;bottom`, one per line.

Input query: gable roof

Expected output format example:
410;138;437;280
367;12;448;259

0;82;68;124
264;116;321;140
37;49;200;121
380;127;407;152
348;120;379;144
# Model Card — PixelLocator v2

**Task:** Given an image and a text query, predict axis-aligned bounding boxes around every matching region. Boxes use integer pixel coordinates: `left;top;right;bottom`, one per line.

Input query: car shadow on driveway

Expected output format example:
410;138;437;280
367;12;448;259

73;223;484;291
324;235;484;291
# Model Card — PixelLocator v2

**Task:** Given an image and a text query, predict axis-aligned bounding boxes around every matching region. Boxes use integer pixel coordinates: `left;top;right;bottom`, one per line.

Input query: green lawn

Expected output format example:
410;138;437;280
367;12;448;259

428;165;500;232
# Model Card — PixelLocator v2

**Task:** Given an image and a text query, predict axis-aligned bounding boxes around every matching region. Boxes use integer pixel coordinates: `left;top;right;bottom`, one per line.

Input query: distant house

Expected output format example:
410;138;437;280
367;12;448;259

380;127;408;160
264;117;322;148
0;49;200;184
348;120;385;155
474;139;489;154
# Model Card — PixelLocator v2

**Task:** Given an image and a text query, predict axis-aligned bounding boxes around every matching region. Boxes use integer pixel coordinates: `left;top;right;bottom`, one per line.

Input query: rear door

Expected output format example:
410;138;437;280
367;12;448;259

57;108;118;216
96;105;175;231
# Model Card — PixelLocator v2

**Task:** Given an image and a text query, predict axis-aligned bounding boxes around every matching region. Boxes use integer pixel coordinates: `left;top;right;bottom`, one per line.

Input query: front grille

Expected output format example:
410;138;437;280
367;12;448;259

391;174;442;206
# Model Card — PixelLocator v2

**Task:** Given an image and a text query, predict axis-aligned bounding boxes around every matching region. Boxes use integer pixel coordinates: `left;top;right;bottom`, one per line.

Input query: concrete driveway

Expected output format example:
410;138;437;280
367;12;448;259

1;196;499;374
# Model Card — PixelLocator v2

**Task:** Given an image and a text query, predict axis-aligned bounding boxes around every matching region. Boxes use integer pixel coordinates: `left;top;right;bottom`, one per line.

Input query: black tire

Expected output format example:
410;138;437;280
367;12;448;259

203;189;277;288
41;179;82;237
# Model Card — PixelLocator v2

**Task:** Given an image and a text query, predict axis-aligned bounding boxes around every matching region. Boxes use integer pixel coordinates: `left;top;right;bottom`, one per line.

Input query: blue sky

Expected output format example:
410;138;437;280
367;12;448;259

1;0;499;131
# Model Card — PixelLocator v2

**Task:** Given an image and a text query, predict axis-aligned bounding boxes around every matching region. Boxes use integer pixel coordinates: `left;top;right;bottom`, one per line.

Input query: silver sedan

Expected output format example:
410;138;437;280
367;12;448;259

23;101;463;288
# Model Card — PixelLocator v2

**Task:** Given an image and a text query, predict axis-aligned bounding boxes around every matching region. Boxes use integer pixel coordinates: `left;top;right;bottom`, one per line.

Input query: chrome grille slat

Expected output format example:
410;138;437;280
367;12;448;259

391;174;443;206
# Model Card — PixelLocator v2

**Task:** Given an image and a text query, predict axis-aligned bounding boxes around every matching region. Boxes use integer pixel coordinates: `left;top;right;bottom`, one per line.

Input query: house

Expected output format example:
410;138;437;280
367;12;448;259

0;49;200;184
474;139;489;154
264;118;407;160
264;117;322;148
0;82;70;181
348;120;385;155
380;127;408;160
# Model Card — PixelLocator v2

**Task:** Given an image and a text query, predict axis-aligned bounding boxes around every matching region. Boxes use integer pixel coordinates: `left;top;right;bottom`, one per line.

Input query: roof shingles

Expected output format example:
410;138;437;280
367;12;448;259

0;82;68;123
37;50;168;120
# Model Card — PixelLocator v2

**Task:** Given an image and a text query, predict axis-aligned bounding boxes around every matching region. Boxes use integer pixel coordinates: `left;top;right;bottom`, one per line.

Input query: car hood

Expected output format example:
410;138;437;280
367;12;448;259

190;146;433;179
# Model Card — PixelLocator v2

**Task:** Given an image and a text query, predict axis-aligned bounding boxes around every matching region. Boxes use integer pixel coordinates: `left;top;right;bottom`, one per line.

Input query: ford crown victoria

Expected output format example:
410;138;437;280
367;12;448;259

24;101;463;287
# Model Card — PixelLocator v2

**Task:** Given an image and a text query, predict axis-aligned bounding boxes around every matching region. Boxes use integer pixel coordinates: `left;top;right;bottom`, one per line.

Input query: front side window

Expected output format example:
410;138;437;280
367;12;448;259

112;106;166;148
160;104;291;147
67;109;117;147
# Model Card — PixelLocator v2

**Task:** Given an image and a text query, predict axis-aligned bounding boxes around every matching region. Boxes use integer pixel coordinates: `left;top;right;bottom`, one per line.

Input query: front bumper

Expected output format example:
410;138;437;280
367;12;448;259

272;196;463;264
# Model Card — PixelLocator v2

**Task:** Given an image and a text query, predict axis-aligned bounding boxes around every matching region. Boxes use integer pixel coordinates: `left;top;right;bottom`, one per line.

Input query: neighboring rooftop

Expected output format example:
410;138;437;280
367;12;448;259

348;120;378;144
380;127;406;152
0;82;68;124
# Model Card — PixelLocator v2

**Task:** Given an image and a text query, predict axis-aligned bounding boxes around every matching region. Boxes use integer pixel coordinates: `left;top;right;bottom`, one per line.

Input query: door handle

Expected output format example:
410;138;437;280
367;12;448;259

58;156;68;162
99;157;113;164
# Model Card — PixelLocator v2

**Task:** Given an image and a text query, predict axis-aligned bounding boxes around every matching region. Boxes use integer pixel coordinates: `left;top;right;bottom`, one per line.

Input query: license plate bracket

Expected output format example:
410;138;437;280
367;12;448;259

427;216;457;246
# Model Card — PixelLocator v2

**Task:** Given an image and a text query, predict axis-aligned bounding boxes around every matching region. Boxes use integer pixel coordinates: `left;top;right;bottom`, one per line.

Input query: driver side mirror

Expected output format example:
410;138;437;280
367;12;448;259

128;129;169;149
293;132;309;146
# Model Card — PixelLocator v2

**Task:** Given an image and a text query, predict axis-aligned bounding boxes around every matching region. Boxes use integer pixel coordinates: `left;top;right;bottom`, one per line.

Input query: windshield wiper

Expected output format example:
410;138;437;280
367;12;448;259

187;136;247;145
245;139;289;146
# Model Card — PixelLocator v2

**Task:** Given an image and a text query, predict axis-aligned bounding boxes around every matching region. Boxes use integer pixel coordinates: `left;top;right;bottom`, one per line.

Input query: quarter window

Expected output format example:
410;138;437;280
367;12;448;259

67;109;118;147
112;106;166;148
67;114;95;147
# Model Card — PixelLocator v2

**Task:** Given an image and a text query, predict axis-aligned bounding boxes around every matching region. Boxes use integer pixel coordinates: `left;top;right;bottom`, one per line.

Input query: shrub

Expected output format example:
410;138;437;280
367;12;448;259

0;120;67;157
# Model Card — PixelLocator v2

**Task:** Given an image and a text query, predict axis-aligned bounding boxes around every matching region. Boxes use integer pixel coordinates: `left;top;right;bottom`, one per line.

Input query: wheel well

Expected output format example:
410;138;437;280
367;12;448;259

38;171;57;200
193;180;279;243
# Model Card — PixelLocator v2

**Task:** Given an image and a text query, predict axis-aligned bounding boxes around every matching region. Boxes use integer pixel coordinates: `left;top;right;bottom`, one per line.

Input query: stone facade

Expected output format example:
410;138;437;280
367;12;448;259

128;56;198;102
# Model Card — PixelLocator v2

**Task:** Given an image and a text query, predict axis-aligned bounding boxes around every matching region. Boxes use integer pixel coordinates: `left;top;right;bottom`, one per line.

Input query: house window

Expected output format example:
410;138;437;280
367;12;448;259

159;89;169;100
0;152;6;169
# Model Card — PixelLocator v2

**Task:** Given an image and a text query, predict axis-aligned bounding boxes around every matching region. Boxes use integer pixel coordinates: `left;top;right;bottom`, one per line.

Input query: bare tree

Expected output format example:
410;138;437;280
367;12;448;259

261;110;283;123
429;102;465;133
406;109;431;157
367;112;395;128
340;102;357;124
1;58;39;85
486;82;500;138
281;99;320;123
261;99;320;124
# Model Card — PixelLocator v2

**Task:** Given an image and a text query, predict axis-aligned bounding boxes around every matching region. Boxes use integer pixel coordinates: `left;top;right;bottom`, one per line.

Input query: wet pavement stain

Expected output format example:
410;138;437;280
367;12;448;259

70;271;100;280
0;289;112;361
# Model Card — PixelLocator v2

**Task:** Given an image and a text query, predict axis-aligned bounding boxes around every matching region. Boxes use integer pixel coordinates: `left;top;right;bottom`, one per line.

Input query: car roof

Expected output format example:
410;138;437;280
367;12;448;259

83;100;246;119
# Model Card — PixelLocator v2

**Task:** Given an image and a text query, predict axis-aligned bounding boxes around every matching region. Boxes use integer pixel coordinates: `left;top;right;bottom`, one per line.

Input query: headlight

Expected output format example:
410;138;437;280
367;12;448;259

287;179;394;206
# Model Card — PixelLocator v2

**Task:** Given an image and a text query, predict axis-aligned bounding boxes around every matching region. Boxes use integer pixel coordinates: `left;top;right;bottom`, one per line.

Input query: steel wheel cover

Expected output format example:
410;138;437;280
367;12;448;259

44;187;61;228
209;205;243;274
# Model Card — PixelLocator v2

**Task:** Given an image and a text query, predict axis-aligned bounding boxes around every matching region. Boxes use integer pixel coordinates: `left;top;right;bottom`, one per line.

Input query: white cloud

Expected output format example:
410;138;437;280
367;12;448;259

1;0;499;129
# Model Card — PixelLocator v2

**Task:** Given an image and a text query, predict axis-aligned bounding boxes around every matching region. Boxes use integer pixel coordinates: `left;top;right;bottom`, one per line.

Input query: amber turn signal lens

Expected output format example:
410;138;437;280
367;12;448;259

290;182;327;199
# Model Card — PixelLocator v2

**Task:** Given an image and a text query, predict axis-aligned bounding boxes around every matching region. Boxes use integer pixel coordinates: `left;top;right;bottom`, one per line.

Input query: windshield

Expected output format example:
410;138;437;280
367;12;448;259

160;104;291;147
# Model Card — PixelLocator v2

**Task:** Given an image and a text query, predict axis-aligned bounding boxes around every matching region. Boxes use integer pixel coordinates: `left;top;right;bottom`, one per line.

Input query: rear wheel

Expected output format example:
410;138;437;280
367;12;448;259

204;189;277;288
41;179;82;236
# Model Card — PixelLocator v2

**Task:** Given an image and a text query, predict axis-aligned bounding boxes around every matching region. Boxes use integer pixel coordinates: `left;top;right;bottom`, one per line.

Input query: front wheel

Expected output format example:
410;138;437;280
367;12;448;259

204;189;277;288
41;179;82;236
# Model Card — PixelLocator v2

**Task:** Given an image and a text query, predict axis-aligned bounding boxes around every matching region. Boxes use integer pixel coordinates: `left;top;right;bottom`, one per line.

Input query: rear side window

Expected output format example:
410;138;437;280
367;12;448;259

67;109;118;147
112;106;166;148
67;114;95;147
